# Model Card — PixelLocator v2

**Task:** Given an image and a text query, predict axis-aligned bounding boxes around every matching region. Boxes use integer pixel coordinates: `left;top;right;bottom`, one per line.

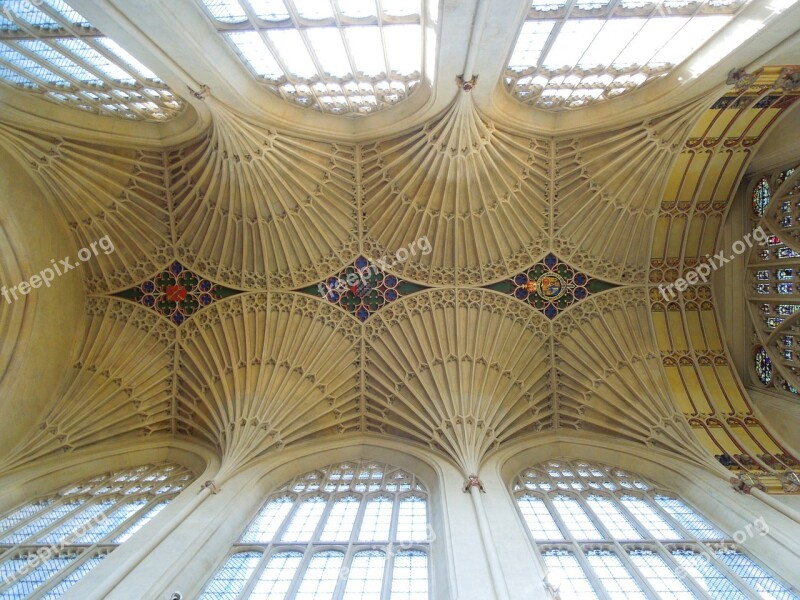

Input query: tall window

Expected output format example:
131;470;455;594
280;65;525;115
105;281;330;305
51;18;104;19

746;164;800;399
0;462;194;599
513;459;799;599
505;0;758;110
0;0;184;120
198;0;425;116
200;460;431;599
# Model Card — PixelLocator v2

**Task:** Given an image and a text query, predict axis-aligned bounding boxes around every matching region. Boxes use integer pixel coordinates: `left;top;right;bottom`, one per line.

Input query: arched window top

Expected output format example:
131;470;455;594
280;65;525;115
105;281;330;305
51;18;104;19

201;459;431;599
512;458;799;599
505;0;752;110
0;462;194;599
276;460;426;496
198;0;426;116
0;0;184;121
513;458;653;494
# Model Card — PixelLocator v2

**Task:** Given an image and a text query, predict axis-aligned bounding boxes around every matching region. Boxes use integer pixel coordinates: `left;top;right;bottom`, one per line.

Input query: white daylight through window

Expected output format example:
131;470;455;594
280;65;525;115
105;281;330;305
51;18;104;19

199;0;425;116
513;459;800;599
200;460;431;599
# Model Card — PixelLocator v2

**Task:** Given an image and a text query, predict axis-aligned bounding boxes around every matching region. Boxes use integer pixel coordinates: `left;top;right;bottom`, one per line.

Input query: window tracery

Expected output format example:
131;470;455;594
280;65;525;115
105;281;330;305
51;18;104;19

506;0;752;110
746;164;800;398
513;459;798;599
0;463;194;599
199;0;424;116
0;0;184;120
200;460;431;599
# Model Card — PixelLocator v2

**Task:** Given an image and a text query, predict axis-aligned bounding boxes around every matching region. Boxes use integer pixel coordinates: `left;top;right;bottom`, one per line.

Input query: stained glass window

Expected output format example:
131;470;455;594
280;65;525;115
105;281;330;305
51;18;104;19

505;0;759;110
513;459;797;599
198;0;425;116
753;178;772;217
755;346;772;385
0;463;194;598
200;460;431;599
0;0;184;120
747;164;800;400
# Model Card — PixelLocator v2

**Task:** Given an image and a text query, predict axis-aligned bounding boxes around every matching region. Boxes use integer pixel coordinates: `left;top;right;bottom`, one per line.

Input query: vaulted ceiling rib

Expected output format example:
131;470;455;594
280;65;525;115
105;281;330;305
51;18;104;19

1;65;800;493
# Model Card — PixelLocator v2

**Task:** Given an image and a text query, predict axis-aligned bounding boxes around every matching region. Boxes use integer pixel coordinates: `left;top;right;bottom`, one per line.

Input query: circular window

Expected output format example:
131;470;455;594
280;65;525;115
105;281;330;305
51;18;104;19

754;346;772;385
752;178;771;217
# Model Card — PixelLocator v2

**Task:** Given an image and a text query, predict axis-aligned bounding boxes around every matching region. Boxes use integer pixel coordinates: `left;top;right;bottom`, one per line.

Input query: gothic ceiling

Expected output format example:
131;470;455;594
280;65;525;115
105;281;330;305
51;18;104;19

1;0;800;494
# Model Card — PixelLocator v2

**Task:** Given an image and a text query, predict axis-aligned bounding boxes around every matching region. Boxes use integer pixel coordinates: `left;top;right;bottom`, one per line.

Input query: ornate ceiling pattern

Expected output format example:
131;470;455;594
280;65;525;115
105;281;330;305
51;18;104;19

0;298;175;472
0;122;170;293
651;67;800;493
1;66;799;491
169;102;359;290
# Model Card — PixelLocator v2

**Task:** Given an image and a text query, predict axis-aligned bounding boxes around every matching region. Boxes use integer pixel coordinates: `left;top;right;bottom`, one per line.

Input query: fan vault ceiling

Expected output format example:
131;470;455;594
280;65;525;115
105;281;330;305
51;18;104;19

1;26;800;494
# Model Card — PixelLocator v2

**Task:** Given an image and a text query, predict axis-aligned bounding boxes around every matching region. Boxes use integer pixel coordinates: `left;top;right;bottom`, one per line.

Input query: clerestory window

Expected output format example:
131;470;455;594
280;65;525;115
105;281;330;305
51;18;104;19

513;459;799;599
0;462;195;599
198;0;425;116
0;0;184;121
200;460;431;599
505;0;756;110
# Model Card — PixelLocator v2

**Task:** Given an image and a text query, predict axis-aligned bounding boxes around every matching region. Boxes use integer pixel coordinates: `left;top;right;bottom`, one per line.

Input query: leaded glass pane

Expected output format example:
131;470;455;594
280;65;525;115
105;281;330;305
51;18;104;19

240;496;293;543
295;551;344;600
16;39;101;83
514;461;798;600
0;464;193;596
201;461;430;599
112;502;168;543
672;549;748;599
715;550;799;599
586;550;648;599
39;555;107;599
73;500;148;544
505;0;766;109
199;552;261;600
629;550;695;599
281;497;326;542
1;502;83;544
319;496;360;542
342;550;386;599
551;495;604;540
753;178;772;217
396;496;427;542
0;500;53;539
390;550;428;600
198;0;424;115
0;1;183;120
621;496;683;539
358;496;393;542
542;549;600;600
517;495;564;540
2;554;75;598
585;495;642;539
249;552;303;600
36;501;112;544
655;496;725;539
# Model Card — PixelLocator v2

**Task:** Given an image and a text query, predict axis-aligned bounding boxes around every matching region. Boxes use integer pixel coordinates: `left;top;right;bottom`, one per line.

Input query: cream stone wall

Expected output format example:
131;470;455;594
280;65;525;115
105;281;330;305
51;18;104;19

0;146;84;459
